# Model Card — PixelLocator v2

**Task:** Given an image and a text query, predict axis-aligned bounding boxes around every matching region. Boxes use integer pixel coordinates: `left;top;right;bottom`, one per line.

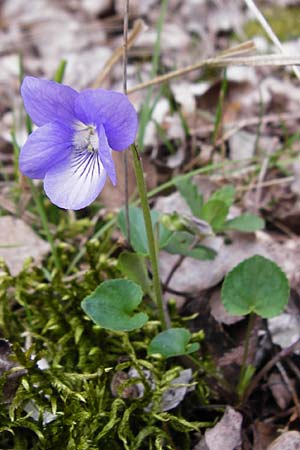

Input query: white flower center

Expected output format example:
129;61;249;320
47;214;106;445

70;122;102;181
73;122;99;153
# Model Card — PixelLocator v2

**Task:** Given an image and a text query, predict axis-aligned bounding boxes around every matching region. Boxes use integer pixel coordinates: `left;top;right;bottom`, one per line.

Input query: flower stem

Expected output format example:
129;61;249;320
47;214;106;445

131;144;167;330
238;312;255;389
66;157;259;274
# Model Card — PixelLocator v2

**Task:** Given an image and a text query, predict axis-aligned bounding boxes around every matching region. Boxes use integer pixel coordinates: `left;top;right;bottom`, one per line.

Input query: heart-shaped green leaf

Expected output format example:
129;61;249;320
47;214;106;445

222;255;289;318
148;328;199;358
81;279;148;331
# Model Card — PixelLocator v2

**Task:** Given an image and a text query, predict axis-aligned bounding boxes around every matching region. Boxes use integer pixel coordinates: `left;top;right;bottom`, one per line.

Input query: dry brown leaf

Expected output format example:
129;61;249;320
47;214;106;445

268;313;300;352
218;319;260;368
252;420;277;450
194;407;243;450
267;431;300;450
229;130;257;161
0;216;50;275
210;289;244;325
268;372;292;410
80;0;112;16
115;0;158;16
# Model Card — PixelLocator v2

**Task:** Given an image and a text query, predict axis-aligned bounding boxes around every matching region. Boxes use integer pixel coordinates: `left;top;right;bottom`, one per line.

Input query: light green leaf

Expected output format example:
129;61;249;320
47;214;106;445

158;221;174;249
210;185;235;208
221;255;289;318
164;231;216;260
117;251;151;295
81;279;148;331
118;207;150;254
148;328;199;358
225;214;265;232
201;199;228;231
176;179;203;217
54;59;67;83
117;206;172;254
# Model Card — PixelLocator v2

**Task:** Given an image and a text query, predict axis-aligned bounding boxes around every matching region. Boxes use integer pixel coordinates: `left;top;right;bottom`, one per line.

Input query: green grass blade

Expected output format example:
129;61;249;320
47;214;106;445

137;0;168;148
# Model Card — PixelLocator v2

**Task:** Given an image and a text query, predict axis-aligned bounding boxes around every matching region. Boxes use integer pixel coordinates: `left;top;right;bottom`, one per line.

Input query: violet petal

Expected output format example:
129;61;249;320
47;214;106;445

97;124;116;185
75;89;138;151
21;77;78;126
44;151;106;210
19;122;73;179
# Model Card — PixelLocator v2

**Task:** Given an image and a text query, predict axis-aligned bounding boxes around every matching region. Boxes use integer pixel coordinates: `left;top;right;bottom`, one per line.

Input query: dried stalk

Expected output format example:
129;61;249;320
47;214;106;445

122;0;131;244
92;19;146;88
244;0;300;80
128;54;300;94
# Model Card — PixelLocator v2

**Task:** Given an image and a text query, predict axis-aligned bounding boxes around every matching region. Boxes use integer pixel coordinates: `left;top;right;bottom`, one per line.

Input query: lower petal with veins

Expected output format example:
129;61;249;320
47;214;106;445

44;150;107;210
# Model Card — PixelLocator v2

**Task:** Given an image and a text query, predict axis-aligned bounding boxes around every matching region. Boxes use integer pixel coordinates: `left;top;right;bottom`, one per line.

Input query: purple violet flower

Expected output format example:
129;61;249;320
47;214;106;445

19;76;138;210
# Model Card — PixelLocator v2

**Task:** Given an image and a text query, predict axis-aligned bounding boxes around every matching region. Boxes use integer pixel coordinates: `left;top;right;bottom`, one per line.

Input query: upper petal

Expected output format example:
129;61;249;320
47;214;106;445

75;89;138;151
21;76;78;126
44;150;107;210
19;122;73;179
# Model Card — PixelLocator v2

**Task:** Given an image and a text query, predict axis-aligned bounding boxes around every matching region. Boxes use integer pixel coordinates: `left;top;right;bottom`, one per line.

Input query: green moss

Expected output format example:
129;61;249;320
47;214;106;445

244;6;300;41
0;246;211;449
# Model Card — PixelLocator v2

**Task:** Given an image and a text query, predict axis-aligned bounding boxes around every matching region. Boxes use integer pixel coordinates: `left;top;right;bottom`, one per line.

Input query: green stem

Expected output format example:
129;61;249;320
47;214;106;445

238;312;255;386
131;144;167;330
66;157;260;274
137;0;168;147
29;180;61;271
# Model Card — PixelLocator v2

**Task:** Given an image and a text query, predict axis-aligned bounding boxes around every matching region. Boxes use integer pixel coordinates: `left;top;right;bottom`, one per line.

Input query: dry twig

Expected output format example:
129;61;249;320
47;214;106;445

244;0;300;80
276;361;300;420
243;338;300;402
122;0;131;244
92;19;146;88
128;54;300;94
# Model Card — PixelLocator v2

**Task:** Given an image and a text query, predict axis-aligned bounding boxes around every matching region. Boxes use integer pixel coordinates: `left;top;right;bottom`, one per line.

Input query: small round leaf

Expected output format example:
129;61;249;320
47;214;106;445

81;279;148;331
222;255;289;318
148;328;200;358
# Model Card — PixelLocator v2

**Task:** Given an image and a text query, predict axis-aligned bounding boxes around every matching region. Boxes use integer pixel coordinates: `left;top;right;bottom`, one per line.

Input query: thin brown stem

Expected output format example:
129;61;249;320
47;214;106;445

92;19;145;88
164;255;185;289
276;361;300;420
123;0;131;244
243;338;300;402
163;236;198;290
123;0;129;94
128;55;300;94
